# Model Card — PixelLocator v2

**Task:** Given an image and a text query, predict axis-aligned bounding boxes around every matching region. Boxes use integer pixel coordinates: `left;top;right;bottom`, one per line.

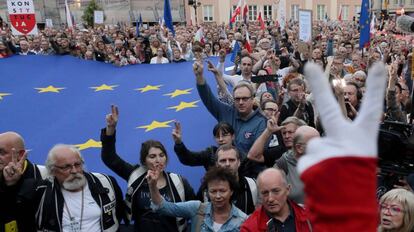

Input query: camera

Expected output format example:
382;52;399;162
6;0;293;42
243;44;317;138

251;74;280;84
377;121;414;198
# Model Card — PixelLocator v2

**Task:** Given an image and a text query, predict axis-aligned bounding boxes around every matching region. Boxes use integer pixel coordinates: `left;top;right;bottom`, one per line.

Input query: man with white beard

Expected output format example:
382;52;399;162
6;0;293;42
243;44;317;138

3;144;125;232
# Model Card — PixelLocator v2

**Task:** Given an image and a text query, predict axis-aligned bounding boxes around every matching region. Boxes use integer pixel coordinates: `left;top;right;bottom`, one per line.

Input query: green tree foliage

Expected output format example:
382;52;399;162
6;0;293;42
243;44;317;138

82;0;103;27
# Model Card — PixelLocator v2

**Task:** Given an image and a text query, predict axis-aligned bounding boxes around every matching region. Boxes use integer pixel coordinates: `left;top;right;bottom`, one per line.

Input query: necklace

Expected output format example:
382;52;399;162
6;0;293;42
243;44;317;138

63;188;84;231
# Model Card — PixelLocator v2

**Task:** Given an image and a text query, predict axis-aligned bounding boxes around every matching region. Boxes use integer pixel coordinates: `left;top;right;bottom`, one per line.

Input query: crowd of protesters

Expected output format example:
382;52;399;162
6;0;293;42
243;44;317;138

2;11;414;231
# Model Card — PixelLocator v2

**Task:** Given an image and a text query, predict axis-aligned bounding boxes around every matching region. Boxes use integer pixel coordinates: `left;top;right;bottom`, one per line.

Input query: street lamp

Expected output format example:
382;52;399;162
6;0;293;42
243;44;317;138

188;0;201;25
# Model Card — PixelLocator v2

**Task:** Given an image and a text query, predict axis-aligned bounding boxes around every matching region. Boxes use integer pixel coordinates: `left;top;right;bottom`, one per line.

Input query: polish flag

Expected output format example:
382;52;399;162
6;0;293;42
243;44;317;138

242;0;249;23
257;12;265;30
338;5;343;21
231;0;242;23
65;0;73;29
194;27;205;44
370;13;376;37
244;30;252;53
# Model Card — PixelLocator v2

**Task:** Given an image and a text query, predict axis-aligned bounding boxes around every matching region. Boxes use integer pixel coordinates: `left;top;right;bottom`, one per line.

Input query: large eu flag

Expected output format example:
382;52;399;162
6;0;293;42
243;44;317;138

359;0;371;49
0;56;224;190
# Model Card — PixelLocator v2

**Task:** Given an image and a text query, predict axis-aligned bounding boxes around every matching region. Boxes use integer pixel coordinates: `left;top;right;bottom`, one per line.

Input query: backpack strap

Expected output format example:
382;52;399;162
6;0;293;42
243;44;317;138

245;177;258;206
194;202;208;232
36;165;48;179
169;173;185;202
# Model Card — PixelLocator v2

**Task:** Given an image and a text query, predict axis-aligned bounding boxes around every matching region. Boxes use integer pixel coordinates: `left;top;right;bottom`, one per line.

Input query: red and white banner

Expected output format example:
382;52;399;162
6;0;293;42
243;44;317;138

7;0;38;35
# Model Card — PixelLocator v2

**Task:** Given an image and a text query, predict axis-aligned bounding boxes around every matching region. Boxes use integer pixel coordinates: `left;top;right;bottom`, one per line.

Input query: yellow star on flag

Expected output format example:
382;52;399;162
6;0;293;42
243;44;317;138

35;85;65;93
137;120;175;132
90;84;119;92
167;100;200;112
74;139;102;150
163;88;193;98
0;93;12;100
135;85;163;93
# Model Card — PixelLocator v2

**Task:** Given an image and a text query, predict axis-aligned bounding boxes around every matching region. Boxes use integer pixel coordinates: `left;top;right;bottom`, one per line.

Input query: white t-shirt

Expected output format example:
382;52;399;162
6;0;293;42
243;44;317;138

62;183;101;232
212;222;223;232
150;57;169;64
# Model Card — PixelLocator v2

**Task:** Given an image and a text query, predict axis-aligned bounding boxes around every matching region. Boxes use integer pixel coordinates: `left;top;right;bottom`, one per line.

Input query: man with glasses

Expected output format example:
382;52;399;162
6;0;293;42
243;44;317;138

2;144;125;232
193;61;266;177
278;78;315;128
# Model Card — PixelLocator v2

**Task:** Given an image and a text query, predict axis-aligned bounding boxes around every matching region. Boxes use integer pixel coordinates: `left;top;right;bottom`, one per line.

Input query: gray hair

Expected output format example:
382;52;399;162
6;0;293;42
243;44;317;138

233;81;255;97
45;144;84;176
281;116;307;127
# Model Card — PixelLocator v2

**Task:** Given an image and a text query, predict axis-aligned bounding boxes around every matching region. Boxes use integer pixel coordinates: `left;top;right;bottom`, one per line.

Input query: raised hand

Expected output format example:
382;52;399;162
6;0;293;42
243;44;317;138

267;113;283;133
193;60;206;85
297;62;387;232
219;49;226;63
172;121;182;144
3;148;26;186
146;168;160;187
105;105;119;136
206;60;219;75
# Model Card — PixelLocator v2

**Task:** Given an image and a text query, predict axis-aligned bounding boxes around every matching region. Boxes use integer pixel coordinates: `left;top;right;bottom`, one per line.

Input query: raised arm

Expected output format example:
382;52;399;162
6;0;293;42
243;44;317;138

100;105;135;180
247;114;282;163
148;169;199;218
194;60;233;121
172;121;213;168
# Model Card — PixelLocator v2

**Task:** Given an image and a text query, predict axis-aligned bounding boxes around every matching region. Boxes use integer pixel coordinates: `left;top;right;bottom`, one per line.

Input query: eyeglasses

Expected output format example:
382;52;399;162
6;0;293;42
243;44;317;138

380;203;405;216
234;96;252;102
264;108;277;112
54;162;83;172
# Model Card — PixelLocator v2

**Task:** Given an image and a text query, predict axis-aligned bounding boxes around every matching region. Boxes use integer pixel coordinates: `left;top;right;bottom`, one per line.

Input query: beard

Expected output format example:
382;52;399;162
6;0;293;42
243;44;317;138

62;173;86;191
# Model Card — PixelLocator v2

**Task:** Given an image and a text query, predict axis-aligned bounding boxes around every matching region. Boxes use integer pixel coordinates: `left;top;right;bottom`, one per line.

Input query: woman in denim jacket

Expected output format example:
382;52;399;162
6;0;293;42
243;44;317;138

149;167;247;232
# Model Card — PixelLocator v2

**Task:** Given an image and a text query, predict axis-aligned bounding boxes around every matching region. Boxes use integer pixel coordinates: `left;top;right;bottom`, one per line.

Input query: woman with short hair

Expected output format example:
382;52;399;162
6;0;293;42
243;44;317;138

378;188;414;232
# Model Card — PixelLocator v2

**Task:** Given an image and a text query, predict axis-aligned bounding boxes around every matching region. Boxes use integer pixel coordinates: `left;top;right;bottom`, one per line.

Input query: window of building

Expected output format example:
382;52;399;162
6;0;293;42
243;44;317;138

291;4;299;21
263;5;272;20
317;5;326;20
355;5;361;15
342;5;349;20
203;5;213;22
248;5;257;21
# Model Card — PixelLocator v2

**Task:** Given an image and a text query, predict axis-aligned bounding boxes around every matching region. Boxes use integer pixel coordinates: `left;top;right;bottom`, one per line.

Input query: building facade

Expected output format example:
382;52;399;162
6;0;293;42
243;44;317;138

1;0;414;27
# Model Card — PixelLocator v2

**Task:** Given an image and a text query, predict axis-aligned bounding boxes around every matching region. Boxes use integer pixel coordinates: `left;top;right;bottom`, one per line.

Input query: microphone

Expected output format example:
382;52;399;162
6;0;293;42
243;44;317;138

396;15;414;33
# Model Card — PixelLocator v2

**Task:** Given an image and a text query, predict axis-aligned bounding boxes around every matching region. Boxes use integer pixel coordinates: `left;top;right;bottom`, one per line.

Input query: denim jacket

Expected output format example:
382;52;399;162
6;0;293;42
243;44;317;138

151;199;247;232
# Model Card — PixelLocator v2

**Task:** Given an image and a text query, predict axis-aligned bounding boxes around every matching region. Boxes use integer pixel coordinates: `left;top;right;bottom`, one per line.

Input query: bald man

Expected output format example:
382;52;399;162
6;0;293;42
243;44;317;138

274;126;320;204
0;131;43;232
240;168;311;232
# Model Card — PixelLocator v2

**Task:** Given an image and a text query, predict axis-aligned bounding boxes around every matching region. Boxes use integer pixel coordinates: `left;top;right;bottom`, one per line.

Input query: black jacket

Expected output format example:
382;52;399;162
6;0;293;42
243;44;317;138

0;160;41;232
100;128;195;232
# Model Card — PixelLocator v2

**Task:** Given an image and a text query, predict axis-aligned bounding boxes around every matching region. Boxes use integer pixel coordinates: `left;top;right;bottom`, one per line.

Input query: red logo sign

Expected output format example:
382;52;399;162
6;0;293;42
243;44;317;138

9;13;36;34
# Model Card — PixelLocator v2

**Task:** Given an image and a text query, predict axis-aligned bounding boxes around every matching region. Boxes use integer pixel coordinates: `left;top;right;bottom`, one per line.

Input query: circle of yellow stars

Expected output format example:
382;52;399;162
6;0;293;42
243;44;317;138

7;83;200;133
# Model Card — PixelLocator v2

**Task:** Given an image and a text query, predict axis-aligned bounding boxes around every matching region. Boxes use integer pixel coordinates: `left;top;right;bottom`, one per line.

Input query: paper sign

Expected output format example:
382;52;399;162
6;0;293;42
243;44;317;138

299;10;312;43
7;0;38;35
94;10;104;24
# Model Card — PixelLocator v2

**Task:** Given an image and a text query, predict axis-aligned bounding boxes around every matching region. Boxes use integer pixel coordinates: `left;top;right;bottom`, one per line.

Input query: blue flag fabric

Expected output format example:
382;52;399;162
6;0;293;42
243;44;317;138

0;56;229;190
136;17;140;37
231;41;241;63
164;0;175;36
229;10;233;29
359;0;371;49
